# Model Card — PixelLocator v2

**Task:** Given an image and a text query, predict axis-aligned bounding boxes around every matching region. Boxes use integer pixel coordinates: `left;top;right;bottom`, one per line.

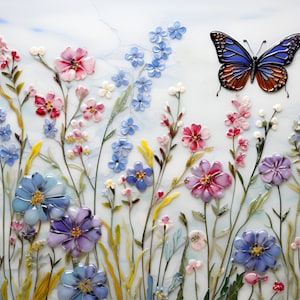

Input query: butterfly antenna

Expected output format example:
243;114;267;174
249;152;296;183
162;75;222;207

216;84;221;97
243;39;267;56
285;86;289;98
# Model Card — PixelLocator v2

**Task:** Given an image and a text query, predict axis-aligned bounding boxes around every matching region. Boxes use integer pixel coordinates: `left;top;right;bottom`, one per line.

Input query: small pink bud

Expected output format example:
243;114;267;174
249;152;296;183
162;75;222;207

244;273;259;285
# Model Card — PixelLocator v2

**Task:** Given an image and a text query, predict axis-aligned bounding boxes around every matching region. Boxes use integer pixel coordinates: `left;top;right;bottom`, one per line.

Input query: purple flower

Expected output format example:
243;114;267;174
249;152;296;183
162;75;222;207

232;229;281;274
0;144;19;166
185;160;232;202
43;119;57;138
121;117;138;135
146;59;165;78
47;206;102;258
111;70;129;87
126;161;153;192
125;46;144;68
58;264;108;300
12;173;70;225
167;21;186;40
258;153;291;185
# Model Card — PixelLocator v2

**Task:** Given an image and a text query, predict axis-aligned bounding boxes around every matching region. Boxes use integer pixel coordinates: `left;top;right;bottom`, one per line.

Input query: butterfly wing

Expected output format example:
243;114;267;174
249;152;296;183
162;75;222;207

255;33;300;92
210;31;253;91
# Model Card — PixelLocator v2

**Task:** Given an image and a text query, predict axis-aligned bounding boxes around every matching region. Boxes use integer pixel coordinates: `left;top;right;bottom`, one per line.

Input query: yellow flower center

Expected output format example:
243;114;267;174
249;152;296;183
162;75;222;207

136;171;146;179
71;59;79;70
78;279;92;293
192;134;200;141
251;243;264;256
201;174;212;184
71;226;82;237
31;190;44;206
88;106;95;113
45;100;53;111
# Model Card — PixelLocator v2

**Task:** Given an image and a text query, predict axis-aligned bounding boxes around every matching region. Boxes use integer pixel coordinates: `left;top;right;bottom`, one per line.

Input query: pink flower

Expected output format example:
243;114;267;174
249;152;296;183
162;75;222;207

81;98;105;122
238;136;248;150
11;50;20;61
75;85;89;99
25;84;37;97
0;36;9;53
158;215;173;230
160;113;170;126
157;135;170;147
182;123;210;152
226;127;241;137
235;152;246;167
185;259;202;274
185;160;232;202
34;91;63;118
188;229;206;250
272;281;284;292
244;273;258;285
10;220;25;232
55;47;95;81
291;237;300;249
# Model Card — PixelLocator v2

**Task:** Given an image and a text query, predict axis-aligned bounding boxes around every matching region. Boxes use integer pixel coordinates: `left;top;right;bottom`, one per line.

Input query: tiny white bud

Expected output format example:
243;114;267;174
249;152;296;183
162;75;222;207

255;120;263;128
273;104;282;112
258;109;265;117
253;131;262;139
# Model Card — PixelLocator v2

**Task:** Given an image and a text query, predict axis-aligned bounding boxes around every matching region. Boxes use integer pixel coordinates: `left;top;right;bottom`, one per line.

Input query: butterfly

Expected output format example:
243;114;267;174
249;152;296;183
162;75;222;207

210;31;300;96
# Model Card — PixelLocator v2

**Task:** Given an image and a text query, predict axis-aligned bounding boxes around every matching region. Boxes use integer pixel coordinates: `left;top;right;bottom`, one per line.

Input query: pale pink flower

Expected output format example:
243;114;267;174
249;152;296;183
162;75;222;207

81;98;105;122
75;85;89;99
55;47;95;81
157;135;170;147
25;84;37;97
9;236;16;246
158;215;173;230
11;220;25;232
235;152;246;167
185;259;203;274
182;123;210;152
160;113;170;126
188;229;206;250
122;188;132;196
291;237;300;249
0;36;9;53
238;136;248;150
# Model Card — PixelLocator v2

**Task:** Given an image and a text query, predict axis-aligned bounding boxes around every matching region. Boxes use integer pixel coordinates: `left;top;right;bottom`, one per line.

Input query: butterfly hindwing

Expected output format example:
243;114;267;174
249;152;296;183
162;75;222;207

210;31;300;94
210;31;253;91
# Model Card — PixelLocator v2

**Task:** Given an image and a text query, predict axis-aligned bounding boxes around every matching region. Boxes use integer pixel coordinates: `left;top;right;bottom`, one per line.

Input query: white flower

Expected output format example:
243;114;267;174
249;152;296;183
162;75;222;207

29;46;46;56
253;131;262;139
255;120;263;128
273;104;282;112
99;81;115;99
168;82;185;96
271;117;278;125
258;109;265;117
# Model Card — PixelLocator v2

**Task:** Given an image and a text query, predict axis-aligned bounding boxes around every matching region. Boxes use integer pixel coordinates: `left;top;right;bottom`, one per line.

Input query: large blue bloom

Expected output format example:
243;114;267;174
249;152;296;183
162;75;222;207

12;172;70;225
0;144;19;166
126;161;153;192
167;21;186;40
58;264;108;300
232;229;281;274
125;46;144;68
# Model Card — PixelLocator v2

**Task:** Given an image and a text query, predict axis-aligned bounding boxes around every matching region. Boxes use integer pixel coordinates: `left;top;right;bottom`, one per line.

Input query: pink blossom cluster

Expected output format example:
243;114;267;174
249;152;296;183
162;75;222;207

224;97;251;167
0;36;21;69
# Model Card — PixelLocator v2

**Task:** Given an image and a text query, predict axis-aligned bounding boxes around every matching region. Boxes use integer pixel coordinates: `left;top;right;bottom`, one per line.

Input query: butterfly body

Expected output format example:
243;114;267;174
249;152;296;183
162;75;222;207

210;31;300;94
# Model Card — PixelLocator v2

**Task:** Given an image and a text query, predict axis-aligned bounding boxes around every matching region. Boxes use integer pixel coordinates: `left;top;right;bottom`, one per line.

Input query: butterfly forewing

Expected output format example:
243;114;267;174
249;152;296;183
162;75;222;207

210;31;253;90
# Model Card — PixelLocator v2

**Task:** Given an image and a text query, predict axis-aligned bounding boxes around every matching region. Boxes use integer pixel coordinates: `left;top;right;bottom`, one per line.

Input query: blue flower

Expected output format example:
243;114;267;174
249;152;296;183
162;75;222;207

126;161;153;192
12;172;70;225
167;21;186;40
108;153;128;173
112;138;133;157
149;26;167;43
153;41;172;60
125;46;144;68
131;93;151;111
0;144;19;166
43;119;57;138
0;124;12;141
135;76;152;93
58;264;108;300
0;107;6;123
146;59;165;78
232;229;281;274
111;70;129;87
121;117;138;135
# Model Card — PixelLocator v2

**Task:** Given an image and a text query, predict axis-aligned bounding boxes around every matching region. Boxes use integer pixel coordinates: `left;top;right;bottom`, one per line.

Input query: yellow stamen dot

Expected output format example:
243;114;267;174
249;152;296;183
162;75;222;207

78;279;92;292
251;243;264;256
201;174;212;184
136;171;146;179
88;106;95;113
31;190;44;206
71;227;82;237
45;100;53;111
192;134;200;141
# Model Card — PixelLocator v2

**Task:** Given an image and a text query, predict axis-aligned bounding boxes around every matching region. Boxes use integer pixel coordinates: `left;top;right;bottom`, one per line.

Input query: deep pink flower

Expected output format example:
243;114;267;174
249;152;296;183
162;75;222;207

273;281;284;292
182;123;210;152
34;91;63;118
55;47;95;81
259;154;291;185
226;127;241;137
235;152;246;167
238;136;248;150
81;98;105;122
185;159;232;202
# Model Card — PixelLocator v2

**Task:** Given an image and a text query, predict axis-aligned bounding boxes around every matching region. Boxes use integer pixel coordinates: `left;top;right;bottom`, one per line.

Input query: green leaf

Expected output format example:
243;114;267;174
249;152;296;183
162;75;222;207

192;210;206;222
103;129;116;142
102;201;112;208
5;83;15;93
13;69;22;84
112;204;122;212
247;190;271;217
16;82;24;95
134;239;142;247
